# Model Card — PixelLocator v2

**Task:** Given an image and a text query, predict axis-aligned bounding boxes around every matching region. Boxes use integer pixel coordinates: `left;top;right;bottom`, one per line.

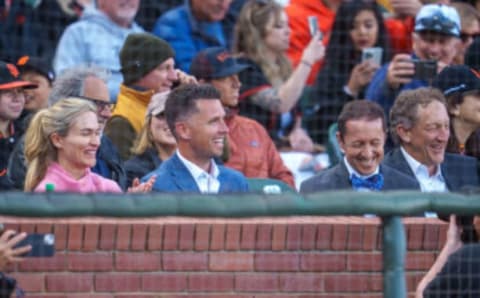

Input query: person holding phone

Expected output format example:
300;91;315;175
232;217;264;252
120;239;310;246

305;0;390;144
104;33;196;161
0;230;30;270
366;4;461;117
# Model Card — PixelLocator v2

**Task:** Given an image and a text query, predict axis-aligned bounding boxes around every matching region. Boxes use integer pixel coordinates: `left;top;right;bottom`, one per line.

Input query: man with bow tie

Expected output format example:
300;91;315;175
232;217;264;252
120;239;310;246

300;100;417;193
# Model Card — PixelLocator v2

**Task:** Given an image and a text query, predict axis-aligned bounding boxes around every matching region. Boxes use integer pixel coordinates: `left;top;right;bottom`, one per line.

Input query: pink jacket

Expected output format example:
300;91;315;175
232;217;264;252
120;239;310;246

34;162;122;193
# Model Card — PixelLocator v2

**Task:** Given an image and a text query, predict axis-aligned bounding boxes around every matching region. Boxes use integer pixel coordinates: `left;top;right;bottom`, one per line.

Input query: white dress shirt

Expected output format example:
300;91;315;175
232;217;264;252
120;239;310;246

177;151;220;194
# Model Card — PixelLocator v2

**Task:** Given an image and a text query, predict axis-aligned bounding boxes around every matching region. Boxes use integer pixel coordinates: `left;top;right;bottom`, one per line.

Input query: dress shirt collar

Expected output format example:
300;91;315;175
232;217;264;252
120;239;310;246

343;157;380;179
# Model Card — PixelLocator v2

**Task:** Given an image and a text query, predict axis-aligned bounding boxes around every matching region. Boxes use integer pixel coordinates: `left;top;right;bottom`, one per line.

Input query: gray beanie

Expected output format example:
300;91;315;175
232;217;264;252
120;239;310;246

120;33;175;85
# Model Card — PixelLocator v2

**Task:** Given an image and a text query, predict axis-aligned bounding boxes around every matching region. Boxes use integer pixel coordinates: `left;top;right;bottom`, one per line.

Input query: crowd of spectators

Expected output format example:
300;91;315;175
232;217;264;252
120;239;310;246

2;0;480;296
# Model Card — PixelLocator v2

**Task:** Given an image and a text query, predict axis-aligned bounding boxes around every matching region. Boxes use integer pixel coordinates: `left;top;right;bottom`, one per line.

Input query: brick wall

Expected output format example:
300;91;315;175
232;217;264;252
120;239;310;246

1;216;446;298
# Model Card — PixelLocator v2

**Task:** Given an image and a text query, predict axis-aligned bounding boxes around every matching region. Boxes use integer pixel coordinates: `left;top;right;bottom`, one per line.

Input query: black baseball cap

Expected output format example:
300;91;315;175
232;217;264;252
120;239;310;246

0;61;37;90
190;47;249;80
16;55;55;83
433;65;480;96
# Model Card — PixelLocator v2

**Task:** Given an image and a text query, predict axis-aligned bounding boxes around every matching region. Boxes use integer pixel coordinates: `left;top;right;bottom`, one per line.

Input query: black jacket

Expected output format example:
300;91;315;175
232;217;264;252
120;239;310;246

124;148;162;187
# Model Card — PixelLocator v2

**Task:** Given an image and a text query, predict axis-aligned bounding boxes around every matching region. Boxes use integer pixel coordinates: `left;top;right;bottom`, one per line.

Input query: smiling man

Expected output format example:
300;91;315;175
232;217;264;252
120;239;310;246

143;84;248;193
384;87;478;194
300;100;417;193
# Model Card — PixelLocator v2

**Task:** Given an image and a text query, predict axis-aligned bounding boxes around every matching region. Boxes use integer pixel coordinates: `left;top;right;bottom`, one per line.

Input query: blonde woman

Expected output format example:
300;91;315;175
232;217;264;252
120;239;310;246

124;92;176;186
233;0;324;151
24;98;154;192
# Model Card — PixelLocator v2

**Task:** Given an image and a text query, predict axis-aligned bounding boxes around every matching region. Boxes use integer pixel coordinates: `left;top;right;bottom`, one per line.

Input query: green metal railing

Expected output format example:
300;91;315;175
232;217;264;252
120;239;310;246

1;190;479;297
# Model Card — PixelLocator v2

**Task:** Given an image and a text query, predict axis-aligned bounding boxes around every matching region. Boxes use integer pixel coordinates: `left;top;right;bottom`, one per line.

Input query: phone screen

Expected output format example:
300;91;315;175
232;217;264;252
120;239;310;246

307;16;322;40
13;233;55;257
361;47;383;65
413;60;437;81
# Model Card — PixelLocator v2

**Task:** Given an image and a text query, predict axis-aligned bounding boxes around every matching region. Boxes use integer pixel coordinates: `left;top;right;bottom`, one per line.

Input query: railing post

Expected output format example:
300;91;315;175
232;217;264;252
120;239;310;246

382;216;407;298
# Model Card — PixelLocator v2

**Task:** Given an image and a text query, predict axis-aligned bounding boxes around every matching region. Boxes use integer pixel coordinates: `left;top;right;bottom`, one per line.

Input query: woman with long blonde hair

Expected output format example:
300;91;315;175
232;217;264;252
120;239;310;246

233;0;324;151
24;98;154;192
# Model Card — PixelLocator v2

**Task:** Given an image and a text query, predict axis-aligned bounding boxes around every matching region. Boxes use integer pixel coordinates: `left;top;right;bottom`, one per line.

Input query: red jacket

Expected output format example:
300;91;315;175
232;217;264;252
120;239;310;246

225;114;295;188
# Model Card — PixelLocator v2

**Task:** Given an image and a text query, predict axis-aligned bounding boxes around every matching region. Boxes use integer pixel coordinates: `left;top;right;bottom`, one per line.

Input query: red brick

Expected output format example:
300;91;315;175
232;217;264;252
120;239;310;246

423;224;439;250
54;224;68;250
131;224;148;251
115;252;161;271
240;224;256;250
405;252;436;270
36;223;52;234
369;274;383;291
256;224;272;250
301;224;316;250
67;224;83;251
347;253;382;271
210;224;225;250
347;224;364;250
286;224;301;250
301;253;346;272
331;224;347;250
18;253;67;272
19;223;35;233
188;273;234;292
11;273;44;292
255;252;299;271
116;224;131;251
142;273;187;291
179;224;195;250
99;224;117;250
163;252;208;271
363;225;379;250
407;224;424;250
68;252;113;271
279;273;323;292
46;274;93;292
272;224;286;251
83;224;99;251
324;274;370;292
163;224;178;250
209;252;253;271
225;224;241;250
235;273;279;292
194;224;210;251
147;224;163;251
95;273;141;292
437;224;448;249
316;224;332;250
406;272;424;292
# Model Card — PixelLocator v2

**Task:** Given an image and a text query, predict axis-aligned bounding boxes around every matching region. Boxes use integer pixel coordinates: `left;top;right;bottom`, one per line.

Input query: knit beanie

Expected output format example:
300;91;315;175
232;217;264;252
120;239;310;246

120;33;175;85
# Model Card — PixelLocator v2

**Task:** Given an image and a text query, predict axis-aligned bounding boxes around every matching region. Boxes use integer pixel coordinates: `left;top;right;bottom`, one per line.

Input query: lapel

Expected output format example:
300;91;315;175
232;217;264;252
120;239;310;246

387;148;416;179
333;162;354;189
440;155;457;191
168;154;201;192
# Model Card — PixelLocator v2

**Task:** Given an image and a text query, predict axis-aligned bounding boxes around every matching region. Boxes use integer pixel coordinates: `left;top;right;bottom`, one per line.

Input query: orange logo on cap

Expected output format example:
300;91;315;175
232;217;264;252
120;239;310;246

17;55;30;66
471;68;480;79
6;63;19;78
216;52;231;62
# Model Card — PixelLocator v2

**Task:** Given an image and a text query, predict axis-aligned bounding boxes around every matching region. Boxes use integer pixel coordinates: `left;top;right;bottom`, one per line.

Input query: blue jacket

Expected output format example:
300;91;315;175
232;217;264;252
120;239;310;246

365;57;429;116
142;153;249;193
53;6;144;101
152;1;227;72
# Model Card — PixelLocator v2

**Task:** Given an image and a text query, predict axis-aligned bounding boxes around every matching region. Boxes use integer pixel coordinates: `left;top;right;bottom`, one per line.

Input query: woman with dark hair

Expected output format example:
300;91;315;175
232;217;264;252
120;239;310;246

306;0;391;143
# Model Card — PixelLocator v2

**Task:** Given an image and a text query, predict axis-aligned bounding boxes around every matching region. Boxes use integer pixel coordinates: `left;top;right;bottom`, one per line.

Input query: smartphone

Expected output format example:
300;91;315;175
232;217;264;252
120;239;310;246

13;233;55;257
361;47;383;65
413;59;437;81
308;16;322;40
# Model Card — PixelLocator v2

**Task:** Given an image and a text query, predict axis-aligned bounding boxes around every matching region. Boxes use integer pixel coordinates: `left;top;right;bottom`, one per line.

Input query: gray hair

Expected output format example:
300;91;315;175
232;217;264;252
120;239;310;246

48;65;110;106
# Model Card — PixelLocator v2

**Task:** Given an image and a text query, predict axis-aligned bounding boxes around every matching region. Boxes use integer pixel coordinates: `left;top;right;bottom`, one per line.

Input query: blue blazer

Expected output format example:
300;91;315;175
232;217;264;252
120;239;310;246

300;161;418;193
142;153;249;193
383;148;479;192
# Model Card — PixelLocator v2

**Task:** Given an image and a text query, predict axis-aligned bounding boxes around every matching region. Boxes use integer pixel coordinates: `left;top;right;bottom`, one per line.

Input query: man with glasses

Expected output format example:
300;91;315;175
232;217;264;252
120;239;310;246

451;2;480;65
366;4;461;117
0;61;37;190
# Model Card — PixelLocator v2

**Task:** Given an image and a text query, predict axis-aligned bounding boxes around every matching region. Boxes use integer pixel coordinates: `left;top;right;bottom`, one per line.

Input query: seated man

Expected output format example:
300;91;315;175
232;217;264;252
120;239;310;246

385;87;479;193
190;47;295;188
300;100;417;193
143;84;249;193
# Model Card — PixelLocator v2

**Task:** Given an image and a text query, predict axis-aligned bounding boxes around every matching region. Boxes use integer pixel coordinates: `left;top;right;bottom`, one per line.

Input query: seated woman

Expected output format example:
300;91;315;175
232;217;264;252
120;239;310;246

24;98;154;193
433;65;480;159
233;0;325;152
124;92;176;186
306;0;390;143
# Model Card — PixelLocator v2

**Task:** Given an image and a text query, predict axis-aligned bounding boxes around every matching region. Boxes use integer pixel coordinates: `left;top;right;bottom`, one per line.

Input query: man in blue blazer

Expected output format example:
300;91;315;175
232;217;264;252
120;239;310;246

300;101;418;193
142;84;249;193
384;87;478;192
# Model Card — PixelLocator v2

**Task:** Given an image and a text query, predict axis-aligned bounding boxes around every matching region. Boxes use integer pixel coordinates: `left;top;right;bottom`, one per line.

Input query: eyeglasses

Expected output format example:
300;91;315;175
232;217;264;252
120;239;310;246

75;96;113;111
460;32;480;43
